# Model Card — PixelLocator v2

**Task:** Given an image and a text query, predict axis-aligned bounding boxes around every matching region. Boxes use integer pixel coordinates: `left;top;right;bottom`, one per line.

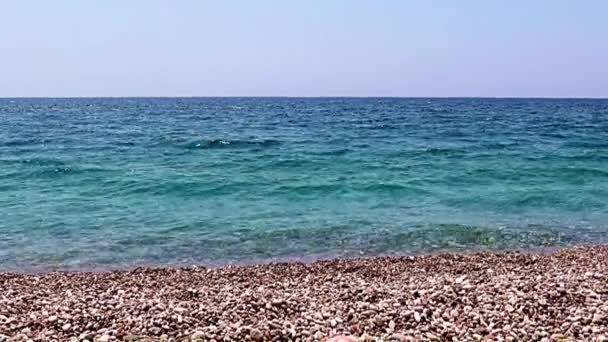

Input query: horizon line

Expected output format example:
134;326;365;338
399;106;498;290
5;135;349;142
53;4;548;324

1;95;608;100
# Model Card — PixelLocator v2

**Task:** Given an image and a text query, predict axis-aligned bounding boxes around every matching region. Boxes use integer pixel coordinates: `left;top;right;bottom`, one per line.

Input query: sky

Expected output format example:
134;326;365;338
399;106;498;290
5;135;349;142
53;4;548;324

1;0;607;97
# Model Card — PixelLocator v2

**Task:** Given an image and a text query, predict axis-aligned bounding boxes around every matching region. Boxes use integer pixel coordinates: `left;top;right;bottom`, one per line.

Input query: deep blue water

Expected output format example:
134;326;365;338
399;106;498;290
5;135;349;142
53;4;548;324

1;98;608;271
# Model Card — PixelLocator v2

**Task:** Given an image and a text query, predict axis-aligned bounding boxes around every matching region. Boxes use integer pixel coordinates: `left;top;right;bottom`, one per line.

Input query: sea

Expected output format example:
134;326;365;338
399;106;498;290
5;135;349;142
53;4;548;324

1;97;607;272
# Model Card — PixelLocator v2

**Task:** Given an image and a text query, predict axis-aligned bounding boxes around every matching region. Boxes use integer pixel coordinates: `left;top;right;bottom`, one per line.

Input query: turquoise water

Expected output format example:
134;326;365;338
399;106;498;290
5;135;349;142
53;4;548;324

1;98;607;271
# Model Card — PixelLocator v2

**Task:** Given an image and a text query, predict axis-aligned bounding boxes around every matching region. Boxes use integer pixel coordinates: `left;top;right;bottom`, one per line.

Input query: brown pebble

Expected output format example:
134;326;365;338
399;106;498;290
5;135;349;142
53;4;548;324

0;245;607;341
326;336;356;342
250;328;263;342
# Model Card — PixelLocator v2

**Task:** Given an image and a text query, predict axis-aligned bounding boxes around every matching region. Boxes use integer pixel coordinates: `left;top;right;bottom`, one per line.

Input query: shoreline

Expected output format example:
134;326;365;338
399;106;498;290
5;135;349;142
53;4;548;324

2;243;579;275
1;245;607;341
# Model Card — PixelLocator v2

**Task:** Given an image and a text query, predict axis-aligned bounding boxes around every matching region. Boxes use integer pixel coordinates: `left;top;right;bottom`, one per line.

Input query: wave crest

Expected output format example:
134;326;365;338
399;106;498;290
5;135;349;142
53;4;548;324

164;138;281;150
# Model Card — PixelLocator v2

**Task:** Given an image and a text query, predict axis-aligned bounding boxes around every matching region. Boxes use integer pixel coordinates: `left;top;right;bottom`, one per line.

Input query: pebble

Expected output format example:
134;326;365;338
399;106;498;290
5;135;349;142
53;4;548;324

148;327;162;335
0;245;606;340
327;336;356;342
250;328;263;342
390;333;410;342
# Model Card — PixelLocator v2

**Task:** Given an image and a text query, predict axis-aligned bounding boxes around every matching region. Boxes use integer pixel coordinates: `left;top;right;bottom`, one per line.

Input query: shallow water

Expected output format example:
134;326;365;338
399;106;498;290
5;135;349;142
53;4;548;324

1;98;607;271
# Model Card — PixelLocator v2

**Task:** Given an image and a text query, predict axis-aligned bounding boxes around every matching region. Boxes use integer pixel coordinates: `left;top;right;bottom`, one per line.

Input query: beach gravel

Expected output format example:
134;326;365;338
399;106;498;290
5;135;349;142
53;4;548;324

1;245;607;341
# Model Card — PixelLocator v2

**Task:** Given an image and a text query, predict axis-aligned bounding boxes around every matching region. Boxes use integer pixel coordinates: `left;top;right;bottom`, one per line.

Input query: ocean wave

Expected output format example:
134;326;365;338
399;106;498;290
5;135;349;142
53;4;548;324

443;191;606;212
0;157;67;166
360;183;430;195
562;141;608;149
267;159;312;168
117;180;260;197
524;153;608;162
267;182;430;197
555;167;608;178
387;147;467;158
0;157;115;180
355;124;401;130
163;138;281;150
371;223;577;251
271;183;346;196
423;147;466;155
310;148;351;156
0;138;42;147
2;165;112;180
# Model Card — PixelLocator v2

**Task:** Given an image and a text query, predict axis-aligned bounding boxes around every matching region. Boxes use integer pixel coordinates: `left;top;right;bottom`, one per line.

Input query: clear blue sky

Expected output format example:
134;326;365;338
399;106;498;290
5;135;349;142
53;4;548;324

1;0;607;97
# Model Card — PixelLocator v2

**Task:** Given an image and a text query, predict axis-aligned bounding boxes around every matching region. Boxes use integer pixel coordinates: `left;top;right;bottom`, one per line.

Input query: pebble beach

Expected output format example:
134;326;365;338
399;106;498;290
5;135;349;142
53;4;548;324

1;245;607;341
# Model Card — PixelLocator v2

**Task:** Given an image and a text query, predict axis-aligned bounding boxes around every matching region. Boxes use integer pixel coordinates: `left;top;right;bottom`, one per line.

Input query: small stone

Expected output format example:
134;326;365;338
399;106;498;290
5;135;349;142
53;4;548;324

455;275;467;284
268;321;281;330
62;323;72;332
48;315;58;323
191;331;204;340
330;319;337;327
390;334;410;342
149;327;162;336
426;332;439;340
361;310;376;317
97;336;111;342
80;333;94;340
250;328;263;342
326;337;356;342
